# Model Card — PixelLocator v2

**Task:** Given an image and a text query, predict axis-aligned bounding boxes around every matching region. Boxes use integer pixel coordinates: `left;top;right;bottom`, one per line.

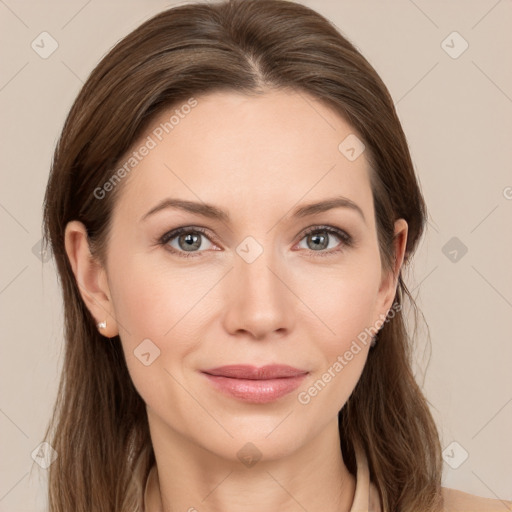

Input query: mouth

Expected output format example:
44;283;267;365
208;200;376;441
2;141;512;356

200;365;309;404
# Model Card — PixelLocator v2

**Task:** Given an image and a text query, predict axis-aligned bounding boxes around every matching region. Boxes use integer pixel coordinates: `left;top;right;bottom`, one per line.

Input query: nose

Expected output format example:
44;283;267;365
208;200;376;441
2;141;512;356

222;244;296;340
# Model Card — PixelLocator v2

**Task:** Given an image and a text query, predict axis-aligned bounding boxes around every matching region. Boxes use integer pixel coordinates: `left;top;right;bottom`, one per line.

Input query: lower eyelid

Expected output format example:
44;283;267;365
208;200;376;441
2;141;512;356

296;230;351;253
160;226;352;256
162;229;215;253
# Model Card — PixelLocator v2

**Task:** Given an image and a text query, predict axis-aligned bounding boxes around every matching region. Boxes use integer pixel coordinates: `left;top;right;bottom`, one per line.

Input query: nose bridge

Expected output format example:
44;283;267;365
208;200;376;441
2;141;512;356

223;234;295;338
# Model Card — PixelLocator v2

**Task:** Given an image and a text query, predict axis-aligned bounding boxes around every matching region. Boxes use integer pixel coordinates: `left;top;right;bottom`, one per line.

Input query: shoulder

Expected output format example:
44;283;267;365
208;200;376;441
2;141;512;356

441;486;512;511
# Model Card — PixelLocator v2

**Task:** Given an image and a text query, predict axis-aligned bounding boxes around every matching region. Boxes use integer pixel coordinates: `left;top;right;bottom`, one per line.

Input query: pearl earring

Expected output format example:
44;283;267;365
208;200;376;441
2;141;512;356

97;320;107;330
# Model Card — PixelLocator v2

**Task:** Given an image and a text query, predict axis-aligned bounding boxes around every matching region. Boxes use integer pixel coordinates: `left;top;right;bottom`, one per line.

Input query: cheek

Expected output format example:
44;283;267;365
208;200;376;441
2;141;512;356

294;261;380;405
107;251;229;399
108;244;381;415
296;280;376;418
109;253;209;340
298;258;381;343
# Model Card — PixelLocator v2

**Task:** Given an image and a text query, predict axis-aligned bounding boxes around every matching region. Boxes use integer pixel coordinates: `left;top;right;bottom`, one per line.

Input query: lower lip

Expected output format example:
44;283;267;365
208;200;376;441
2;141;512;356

202;373;307;403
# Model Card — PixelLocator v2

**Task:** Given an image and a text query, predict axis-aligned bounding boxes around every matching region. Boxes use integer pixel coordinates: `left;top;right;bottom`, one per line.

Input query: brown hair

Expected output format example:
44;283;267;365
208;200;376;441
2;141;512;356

41;0;443;510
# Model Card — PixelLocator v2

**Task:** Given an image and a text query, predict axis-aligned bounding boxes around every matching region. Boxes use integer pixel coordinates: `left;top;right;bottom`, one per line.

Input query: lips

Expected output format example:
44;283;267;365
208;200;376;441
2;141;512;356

201;364;308;380
201;365;309;403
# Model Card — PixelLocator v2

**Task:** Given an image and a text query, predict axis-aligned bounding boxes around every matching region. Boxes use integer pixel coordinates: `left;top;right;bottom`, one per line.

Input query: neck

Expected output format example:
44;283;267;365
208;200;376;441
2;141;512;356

144;412;356;512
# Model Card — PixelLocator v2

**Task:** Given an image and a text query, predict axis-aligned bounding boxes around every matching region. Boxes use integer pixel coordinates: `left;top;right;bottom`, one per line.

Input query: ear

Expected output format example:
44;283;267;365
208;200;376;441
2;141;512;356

64;220;119;338
375;218;408;319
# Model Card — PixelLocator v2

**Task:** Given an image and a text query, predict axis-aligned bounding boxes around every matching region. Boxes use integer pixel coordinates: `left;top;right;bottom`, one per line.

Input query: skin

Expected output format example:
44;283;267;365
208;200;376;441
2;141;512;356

65;89;408;512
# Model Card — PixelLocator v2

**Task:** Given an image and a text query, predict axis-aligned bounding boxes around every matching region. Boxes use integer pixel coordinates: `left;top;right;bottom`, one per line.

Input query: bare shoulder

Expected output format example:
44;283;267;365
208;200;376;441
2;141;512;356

441;486;512;512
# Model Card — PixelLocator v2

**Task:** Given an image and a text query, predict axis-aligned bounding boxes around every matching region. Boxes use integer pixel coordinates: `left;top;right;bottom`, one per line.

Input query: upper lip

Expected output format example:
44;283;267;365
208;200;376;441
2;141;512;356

201;365;309;380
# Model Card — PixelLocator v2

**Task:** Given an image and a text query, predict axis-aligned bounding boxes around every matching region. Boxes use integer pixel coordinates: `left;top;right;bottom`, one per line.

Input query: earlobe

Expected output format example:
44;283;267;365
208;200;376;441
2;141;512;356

64;221;119;338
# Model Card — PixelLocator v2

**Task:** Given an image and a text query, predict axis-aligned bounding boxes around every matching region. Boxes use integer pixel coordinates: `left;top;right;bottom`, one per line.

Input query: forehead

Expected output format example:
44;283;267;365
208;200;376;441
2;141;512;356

112;89;373;225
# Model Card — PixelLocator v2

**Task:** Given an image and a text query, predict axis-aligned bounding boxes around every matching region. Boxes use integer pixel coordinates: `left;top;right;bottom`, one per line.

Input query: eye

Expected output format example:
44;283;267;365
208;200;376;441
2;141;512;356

295;225;353;257
158;226;217;258
158;224;353;259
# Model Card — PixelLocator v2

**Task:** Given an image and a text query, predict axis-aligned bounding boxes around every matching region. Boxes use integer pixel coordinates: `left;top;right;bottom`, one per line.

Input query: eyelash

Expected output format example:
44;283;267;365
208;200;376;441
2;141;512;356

157;225;354;259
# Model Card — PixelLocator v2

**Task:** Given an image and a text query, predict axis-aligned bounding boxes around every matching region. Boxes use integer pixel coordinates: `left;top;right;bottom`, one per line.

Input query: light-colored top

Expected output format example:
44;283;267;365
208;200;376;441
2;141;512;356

143;445;511;511
348;442;381;511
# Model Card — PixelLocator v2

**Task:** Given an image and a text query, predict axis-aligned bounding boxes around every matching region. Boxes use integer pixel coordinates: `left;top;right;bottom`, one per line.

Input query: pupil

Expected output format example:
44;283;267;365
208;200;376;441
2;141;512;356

310;233;327;250
181;233;200;250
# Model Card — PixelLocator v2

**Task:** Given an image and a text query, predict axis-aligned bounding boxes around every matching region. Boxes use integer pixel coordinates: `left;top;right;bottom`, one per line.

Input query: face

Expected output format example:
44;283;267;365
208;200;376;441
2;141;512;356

68;89;407;463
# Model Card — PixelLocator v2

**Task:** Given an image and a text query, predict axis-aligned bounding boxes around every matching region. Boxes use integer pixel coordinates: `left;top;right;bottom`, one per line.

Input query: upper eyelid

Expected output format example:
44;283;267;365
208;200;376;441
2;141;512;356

160;226;216;244
160;224;351;249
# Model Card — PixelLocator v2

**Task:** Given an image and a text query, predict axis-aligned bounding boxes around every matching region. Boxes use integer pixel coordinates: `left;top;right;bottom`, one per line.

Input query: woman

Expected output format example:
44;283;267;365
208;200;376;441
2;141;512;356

41;0;510;511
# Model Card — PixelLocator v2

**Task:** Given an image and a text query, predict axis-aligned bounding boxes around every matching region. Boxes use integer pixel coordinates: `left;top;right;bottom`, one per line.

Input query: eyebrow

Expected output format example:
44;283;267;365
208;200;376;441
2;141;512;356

141;196;366;224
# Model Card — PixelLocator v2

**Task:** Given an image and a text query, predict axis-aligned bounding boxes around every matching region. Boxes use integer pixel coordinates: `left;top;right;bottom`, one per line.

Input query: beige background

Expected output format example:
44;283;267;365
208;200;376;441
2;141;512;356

1;0;511;510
